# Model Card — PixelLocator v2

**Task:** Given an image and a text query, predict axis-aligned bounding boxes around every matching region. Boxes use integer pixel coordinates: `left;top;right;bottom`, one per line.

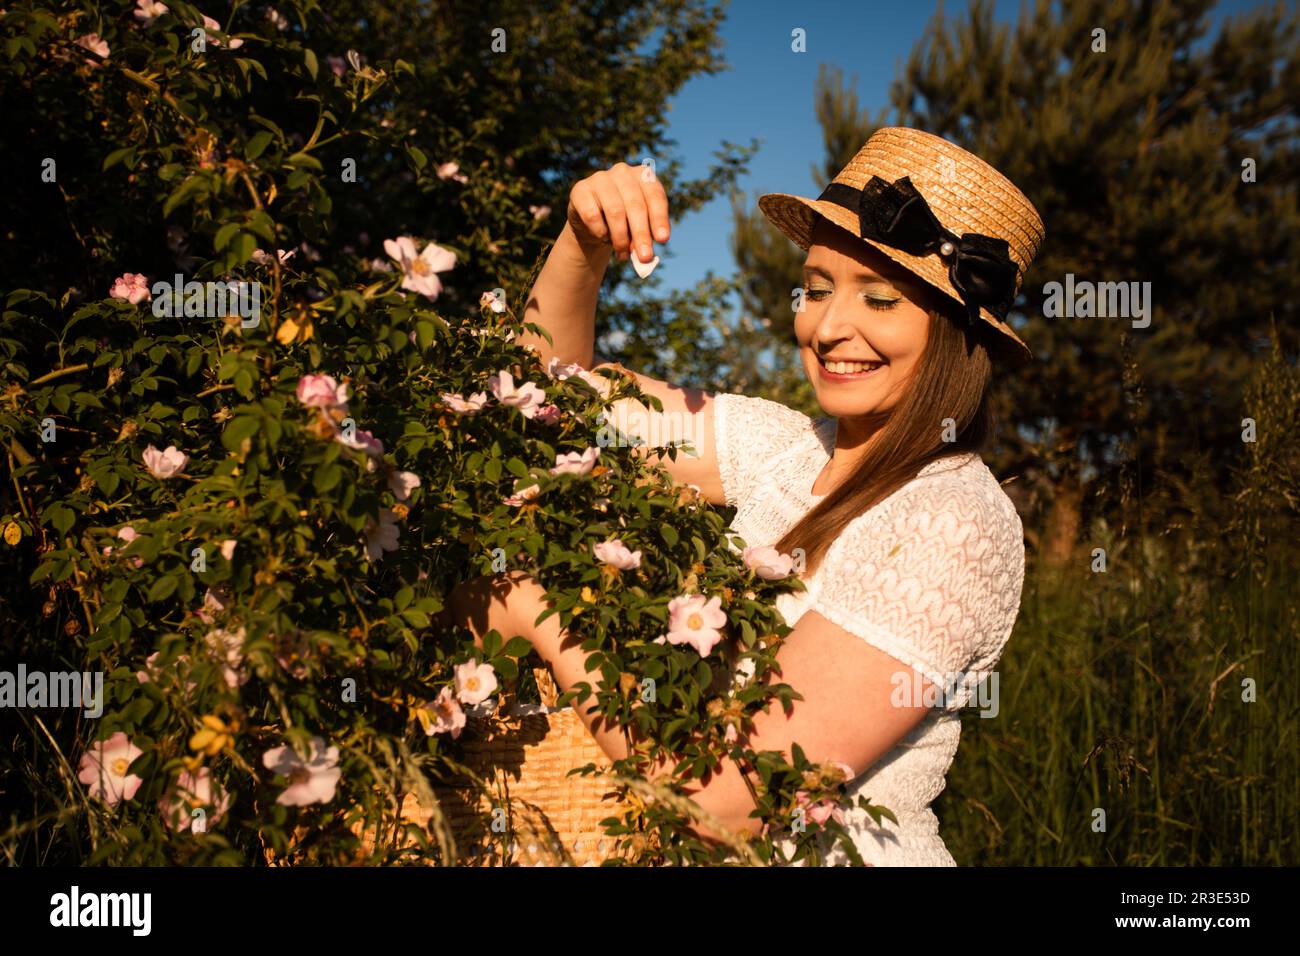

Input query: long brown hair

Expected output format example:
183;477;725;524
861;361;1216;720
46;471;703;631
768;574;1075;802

772;302;996;576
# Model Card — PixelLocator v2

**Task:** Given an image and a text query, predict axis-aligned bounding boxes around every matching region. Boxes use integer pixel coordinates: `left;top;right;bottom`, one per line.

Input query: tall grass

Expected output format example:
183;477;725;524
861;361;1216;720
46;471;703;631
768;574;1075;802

940;333;1300;865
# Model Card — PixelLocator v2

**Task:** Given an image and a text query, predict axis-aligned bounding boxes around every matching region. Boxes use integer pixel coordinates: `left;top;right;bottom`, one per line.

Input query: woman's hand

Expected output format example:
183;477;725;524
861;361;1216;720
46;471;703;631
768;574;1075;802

566;161;671;263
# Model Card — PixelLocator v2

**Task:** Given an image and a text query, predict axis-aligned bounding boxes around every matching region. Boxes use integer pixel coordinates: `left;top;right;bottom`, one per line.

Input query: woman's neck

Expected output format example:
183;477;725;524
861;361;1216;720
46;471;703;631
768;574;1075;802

816;411;891;494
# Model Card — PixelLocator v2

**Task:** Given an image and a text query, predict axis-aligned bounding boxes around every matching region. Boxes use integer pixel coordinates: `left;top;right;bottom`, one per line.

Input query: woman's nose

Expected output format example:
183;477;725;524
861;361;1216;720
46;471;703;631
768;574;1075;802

812;300;859;346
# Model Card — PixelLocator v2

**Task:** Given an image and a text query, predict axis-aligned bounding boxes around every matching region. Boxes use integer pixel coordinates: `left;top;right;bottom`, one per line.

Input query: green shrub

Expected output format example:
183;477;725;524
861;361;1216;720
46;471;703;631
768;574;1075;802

0;0;874;865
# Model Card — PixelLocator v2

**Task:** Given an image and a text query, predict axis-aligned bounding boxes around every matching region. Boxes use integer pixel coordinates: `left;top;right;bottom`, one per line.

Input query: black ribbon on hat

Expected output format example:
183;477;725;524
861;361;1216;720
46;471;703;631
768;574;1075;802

817;176;1019;324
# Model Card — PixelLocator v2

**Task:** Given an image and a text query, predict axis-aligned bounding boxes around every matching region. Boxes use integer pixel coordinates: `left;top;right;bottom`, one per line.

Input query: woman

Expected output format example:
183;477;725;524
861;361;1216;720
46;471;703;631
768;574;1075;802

450;127;1045;866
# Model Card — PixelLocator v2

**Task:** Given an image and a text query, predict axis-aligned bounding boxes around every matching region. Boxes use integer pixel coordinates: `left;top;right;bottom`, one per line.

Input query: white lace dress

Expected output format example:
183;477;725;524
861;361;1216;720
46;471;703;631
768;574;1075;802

711;392;1026;866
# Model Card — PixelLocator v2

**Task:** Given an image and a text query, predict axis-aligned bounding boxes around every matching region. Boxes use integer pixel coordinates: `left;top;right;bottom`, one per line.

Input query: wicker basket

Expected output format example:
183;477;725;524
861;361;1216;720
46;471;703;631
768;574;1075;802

392;665;634;866
264;666;632;867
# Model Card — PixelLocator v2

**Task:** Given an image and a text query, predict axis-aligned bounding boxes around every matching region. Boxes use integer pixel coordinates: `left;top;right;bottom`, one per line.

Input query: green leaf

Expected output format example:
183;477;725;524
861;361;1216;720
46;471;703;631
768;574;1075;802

395;586;414;611
286;151;324;172
502;636;532;657
99;469;120;497
246;211;277;243
163;175;208;217
229;232;257;266
214;222;241;251
312;462;341;493
415;320;436;350
102;147;135;171
222;414;261;451
147;575;178;602
303;48;318;80
45;503;74;536
233;366;254;399
244;132;274;161
415;596;444;615
401;608;430;628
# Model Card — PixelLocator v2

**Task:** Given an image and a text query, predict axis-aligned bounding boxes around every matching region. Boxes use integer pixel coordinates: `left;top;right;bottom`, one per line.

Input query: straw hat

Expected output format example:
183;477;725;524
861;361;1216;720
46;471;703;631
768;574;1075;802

758;127;1045;365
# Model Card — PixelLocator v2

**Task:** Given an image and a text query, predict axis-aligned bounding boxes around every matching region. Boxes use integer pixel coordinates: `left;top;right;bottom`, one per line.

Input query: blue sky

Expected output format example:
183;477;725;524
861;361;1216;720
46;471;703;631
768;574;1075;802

644;0;1268;301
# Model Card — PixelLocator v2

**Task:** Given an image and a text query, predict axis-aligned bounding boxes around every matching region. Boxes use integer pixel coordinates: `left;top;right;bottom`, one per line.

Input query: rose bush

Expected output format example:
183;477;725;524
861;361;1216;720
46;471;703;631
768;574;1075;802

0;0;889;865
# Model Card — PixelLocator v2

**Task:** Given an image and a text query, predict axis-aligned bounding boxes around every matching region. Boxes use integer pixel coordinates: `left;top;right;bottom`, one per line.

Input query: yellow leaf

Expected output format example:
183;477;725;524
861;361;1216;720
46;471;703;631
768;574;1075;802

413;707;434;735
3;521;20;545
275;316;301;344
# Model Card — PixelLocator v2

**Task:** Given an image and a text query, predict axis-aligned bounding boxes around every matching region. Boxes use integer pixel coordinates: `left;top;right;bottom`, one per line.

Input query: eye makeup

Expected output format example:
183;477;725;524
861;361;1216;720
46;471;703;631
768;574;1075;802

801;285;903;310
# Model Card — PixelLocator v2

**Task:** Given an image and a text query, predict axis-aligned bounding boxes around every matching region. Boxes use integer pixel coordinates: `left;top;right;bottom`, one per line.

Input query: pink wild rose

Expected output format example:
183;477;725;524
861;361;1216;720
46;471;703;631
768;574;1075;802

664;593;727;656
201;15;243;48
387;470;421;502
502;480;541;507
550;446;600;476
454;660;499;706
545;356;605;392
134;1;169;24
261;737;341;806
742;545;795;580
441;391;488;415
161;767;231;833
295;373;350;409
594;539;642;570
143;444;188;479
532;404;562;425
794;790;847;828
418;685;467;739
488;370;546;418
102;525;145;568
74;33;109;65
383;236;457;299
363;509;400;561
436;162;468;183
109;272;151;304
336;426;384;458
78;732;143;805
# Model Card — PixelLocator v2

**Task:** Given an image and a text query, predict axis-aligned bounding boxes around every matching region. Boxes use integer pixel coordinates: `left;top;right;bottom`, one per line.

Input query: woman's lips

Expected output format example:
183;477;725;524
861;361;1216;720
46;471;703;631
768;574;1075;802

816;355;885;382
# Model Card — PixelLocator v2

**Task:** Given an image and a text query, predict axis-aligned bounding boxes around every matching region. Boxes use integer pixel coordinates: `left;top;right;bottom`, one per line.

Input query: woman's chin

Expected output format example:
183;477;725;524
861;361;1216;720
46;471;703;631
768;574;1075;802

806;382;888;419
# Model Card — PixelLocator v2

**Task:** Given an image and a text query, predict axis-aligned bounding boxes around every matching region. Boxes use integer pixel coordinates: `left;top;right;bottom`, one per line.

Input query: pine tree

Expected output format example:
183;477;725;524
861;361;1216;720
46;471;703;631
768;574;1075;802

732;0;1300;559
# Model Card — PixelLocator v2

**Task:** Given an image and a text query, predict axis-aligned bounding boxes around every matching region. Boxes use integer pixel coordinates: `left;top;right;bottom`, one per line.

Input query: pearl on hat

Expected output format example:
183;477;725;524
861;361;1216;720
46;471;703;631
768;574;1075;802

939;240;955;257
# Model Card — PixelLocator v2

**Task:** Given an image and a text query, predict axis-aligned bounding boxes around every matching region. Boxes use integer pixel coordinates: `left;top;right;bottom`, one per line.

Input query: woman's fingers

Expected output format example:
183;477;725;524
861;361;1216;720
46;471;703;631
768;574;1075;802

613;165;655;262
566;162;670;260
592;173;631;258
567;180;609;245
639;166;671;244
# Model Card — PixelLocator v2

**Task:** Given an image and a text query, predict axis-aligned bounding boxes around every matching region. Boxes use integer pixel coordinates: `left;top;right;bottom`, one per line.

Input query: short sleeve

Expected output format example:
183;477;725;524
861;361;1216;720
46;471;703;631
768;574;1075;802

711;392;817;509
809;476;1025;713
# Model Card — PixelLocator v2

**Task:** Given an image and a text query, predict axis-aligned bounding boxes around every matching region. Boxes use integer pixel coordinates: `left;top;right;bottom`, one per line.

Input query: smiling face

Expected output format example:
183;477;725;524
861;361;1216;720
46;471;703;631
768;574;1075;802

796;217;937;422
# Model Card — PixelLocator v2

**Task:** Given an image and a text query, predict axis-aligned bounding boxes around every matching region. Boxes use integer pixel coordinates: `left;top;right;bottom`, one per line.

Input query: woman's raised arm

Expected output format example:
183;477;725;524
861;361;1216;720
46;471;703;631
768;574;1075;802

517;161;670;370
516;163;728;504
515;220;609;369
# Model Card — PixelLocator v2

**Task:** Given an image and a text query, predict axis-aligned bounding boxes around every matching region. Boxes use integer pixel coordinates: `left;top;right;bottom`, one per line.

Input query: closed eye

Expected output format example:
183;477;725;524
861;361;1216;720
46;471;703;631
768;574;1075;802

803;287;902;311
